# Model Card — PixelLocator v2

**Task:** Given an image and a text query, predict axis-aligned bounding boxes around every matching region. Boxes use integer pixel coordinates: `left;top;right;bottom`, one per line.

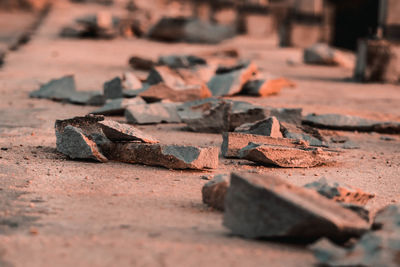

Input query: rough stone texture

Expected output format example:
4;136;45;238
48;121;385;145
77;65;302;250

207;61;257;96
341;203;371;222
147;17;235;44
158;54;207;69
202;174;229;211
125;102;181;124
91;97;146;116
55;125;108;162
241;78;295;97
268;107;303;125
239;142;330;168
304;177;375;205
128;56;156;70
234;117;283;138
109;143;219;170
303;113;400;134
103;77;123;99
229;100;268;130
373;204;400;232
98;120;158;143
221;132;309;158
223;172;369;240
280;121;326;147
67;91;105;106
30;75;76;100
122;71;142;90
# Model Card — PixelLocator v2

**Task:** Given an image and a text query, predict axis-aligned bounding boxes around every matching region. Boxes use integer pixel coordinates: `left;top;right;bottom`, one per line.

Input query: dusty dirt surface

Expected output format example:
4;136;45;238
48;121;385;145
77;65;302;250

0;1;399;266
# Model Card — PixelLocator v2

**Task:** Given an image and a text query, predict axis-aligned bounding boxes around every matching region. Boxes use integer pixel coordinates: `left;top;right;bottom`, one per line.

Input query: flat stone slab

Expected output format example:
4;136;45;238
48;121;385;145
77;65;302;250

103;77;123;99
125;102;181;124
207;61;257;96
223;172;369;240
109;143;219;170
304;177;375;205
202;174;229;211
234;117;283;138
30;75;76;101
239;142;331;168
67;91;105;106
303;113;400;134
91;97;146;116
280;122;326;147
98;120;159;143
221;132;308;158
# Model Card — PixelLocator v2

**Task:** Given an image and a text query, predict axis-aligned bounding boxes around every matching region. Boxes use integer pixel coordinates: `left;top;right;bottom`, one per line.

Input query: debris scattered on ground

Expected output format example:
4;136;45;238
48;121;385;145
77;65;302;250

303;113;400;134
158;54;207;69
280;122;326;147
122;71;143;90
304;177;375;205
234;117;283;138
221;132;308;158
207;61;257;96
108;143;219;170
380;135;396;141
147;17;236;44
223;172;369;240
30;75;106;106
239;142;331;168
91;97;145;115
128;56;156;70
98;120;159;143
202;174;229;211
125;102;181;124
241;76;296;97
304;43;353;68
104;77;124;99
311;204;400;267
329;135;360;149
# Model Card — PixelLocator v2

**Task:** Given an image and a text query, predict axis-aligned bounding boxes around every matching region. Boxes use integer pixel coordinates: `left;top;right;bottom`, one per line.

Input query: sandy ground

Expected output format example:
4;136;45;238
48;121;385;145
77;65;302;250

0;1;399;266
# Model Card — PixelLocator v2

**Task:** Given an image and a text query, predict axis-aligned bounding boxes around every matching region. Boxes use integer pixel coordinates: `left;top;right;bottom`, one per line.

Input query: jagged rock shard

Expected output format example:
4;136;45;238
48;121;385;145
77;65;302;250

241;78;295;97
68;91;105;106
56;125;108;162
158;54;207;69
223;172;369;240
129;56;156;70
202;174;229;211
103;77;123;99
234;117;283;138
304;177;375;205
125;102;181;124
30;75;76;100
221;132;308;158
109;143;219;170
239;142;330;168
280;122;326;147
303;113;400;134
98;120;159;143
207;61;257;96
91;97;146;116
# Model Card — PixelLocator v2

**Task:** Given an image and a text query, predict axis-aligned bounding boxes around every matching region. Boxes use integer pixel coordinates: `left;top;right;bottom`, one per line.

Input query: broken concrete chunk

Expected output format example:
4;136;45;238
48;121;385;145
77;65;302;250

241;77;295;97
91;97;146;116
125;102;181;124
122;72;142;90
234;117;283;138
221;132;308;158
207;61;257;96
30;75;76;100
109;143;219;170
98;120;158;143
304;177;375;205
303;113;400;134
128;56;156;70
202;174;229;211
280;122;326;147
239;142;330;168
68;91;105;106
223;172;369;240
158;54;207;69
56;125;108;162
103;77;123;99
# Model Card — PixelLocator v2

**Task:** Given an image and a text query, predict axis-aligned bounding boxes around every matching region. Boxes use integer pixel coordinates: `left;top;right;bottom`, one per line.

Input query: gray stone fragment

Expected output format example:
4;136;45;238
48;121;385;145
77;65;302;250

68;91;105;106
234;117;283;138
122;71;142;90
103;77;123;99
223;172;369;239
91;97;146;116
109;143;219;170
303;113;400;134
56;125;108;162
221;132;308;158
128;56;156;70
125;102;181;124
98;120;158;143
229;101;268;130
239;142;330;168
373;204;400;232
341;203;371;222
207;61;257;96
202;174;229;211
280;122;326;147
304;177;375;205
30;75;76;100
158;54;206;69
304;43;337;65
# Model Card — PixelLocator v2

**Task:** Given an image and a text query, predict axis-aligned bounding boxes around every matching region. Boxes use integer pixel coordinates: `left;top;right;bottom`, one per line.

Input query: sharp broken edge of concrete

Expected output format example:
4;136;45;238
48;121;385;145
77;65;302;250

55;115;218;170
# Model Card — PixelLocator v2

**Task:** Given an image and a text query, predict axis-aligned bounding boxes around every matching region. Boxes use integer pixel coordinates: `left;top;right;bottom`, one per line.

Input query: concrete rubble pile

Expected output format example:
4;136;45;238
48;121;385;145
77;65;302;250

55;115;218;170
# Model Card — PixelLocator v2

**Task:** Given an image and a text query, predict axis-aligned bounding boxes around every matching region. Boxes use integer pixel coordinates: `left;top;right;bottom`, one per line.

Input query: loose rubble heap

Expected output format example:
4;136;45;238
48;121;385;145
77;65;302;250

55;115;218;170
